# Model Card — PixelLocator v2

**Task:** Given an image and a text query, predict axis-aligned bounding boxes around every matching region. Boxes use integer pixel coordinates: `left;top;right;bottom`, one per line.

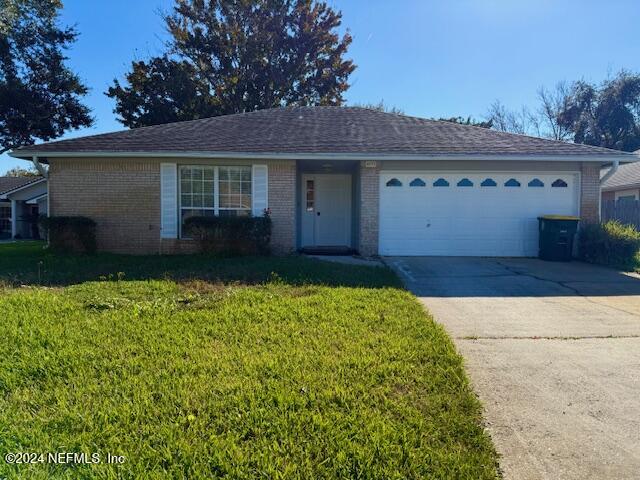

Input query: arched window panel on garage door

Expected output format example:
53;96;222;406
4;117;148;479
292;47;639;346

481;178;497;187
457;178;473;187
433;178;449;187
409;178;426;187
386;178;402;187
552;179;568;187
528;178;544;187
504;178;521;187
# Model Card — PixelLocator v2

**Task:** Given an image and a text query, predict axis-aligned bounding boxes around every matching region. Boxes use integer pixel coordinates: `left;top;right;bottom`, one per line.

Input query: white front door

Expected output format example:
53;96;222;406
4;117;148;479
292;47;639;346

379;171;580;256
301;174;352;247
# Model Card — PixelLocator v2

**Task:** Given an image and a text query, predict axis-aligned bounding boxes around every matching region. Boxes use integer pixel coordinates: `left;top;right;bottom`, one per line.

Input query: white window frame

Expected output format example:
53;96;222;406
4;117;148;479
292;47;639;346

615;189;639;201
178;165;252;238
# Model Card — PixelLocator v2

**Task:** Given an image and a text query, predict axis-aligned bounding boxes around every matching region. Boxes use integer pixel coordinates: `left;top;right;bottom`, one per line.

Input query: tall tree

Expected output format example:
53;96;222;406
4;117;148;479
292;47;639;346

351;100;404;115
436;116;492;129
557;72;640;151
4;165;38;176
485;72;640;151
107;0;356;128
485;100;536;135
536;82;572;141
0;0;92;154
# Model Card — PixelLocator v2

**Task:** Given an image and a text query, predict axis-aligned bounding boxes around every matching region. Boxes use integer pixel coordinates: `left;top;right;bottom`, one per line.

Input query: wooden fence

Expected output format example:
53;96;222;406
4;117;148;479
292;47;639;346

601;199;640;229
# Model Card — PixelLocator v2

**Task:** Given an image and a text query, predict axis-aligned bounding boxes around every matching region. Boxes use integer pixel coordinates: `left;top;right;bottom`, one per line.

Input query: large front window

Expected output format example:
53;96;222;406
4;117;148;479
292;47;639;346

218;166;252;215
179;166;252;234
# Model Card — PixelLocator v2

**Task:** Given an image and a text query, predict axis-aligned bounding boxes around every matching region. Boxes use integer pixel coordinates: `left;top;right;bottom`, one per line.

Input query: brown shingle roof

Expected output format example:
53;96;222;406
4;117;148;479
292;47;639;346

12;106;636;159
0;176;42;195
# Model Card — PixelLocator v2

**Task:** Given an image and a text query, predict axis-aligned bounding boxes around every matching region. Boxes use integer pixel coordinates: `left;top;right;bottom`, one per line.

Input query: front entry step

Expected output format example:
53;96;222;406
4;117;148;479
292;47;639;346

299;246;357;256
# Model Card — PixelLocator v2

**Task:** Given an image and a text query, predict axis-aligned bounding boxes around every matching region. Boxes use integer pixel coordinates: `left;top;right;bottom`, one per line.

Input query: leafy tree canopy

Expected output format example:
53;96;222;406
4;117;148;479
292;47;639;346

107;0;356;128
4;165;38;177
350;100;404;115
436;116;492;129
486;71;640;151
558;71;640;151
0;0;92;154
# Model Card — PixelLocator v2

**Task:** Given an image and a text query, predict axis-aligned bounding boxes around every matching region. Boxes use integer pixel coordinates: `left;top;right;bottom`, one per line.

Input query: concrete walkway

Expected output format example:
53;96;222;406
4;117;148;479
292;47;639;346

386;257;640;480
304;254;384;267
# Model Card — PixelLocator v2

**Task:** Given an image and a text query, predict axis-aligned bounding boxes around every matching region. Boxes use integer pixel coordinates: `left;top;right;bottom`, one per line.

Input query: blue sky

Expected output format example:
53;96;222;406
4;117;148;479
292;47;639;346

3;0;639;172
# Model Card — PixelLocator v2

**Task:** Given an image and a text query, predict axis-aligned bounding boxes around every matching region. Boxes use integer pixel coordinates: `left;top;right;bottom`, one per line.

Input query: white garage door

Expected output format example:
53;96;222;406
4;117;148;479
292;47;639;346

379;172;580;256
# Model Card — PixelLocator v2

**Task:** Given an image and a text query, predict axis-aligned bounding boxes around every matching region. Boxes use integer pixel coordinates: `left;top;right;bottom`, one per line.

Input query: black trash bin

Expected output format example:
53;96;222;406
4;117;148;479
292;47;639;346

537;215;580;261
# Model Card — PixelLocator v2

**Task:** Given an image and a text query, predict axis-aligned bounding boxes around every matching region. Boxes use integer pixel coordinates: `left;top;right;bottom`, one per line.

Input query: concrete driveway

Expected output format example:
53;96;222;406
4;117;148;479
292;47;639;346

386;257;640;480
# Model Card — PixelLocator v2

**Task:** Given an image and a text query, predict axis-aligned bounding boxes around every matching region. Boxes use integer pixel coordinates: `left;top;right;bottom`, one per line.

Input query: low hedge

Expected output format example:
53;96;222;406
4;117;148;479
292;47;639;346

39;216;97;254
183;214;271;255
579;220;640;269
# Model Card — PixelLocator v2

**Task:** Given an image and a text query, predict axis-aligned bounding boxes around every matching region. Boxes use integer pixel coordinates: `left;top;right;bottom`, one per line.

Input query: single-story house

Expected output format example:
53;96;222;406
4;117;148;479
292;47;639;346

0;176;47;239
9;106;636;256
601;150;640;202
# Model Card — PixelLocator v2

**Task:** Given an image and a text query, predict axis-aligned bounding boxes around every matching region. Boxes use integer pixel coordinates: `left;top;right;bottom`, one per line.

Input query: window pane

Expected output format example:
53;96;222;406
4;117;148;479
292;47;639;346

230;169;241;182
217;167;252;213
433;178;449;187
504;178;521;187
306;180;314;211
386;178;402;187
481;178;497;187
192;168;203;181
203;194;214;208
219;195;231;209
528;178;544;187
203;168;214;181
192;195;203;207
181;194;192;207
181;168;192;180
181;180;191;193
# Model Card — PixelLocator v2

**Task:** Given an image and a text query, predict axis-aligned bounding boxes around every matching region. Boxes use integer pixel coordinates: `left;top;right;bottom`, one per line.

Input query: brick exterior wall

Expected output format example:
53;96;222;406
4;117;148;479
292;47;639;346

49;158;161;254
48;158;296;255
580;162;600;224
358;161;380;256
48;157;598;257
601;190;615;202
267;160;296;254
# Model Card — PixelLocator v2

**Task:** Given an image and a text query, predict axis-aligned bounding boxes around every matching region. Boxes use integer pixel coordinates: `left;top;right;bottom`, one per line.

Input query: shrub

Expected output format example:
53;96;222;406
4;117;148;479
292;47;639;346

39;216;97;254
183;213;271;255
579;220;640;268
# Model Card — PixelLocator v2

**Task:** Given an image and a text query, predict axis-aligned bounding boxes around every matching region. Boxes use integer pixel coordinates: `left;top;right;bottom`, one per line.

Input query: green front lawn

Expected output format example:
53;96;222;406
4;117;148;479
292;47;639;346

0;242;498;479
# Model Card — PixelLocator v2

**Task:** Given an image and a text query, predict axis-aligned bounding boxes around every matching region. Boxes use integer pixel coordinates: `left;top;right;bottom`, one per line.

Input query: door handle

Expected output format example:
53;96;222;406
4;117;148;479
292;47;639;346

317;212;321;216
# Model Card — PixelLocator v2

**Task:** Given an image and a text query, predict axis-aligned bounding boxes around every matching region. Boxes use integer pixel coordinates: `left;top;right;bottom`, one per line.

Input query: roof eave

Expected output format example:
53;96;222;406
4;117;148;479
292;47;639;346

601;183;640;192
8;150;637;163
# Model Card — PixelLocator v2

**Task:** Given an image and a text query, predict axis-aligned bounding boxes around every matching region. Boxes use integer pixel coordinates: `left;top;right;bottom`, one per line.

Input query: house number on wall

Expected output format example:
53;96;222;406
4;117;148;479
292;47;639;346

364;161;377;168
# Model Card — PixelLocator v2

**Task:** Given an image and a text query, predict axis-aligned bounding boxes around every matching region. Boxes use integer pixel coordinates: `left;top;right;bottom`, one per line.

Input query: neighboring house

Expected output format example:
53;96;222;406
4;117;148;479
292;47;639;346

601;150;640;202
9;107;636;256
0;176;47;239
